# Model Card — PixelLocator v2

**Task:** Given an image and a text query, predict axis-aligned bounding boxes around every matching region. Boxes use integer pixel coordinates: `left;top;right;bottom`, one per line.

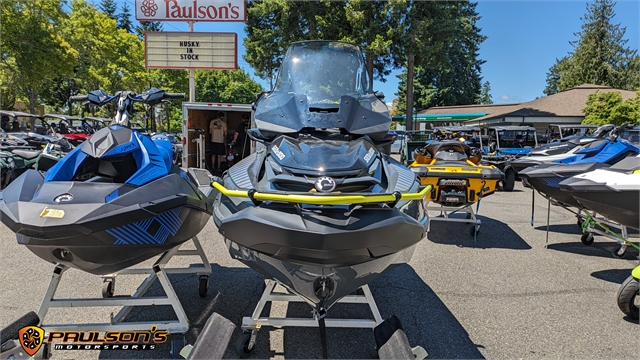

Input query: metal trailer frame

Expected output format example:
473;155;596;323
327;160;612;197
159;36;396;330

579;211;640;259
191;129;206;169
426;202;482;242
236;279;383;357
36;236;211;335
529;188;639;258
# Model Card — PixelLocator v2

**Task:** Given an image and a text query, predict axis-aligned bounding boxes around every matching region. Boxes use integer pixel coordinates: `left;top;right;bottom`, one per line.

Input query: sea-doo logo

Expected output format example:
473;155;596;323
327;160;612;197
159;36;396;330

363;148;375;162
272;145;285;160
54;193;74;203
315;177;336;193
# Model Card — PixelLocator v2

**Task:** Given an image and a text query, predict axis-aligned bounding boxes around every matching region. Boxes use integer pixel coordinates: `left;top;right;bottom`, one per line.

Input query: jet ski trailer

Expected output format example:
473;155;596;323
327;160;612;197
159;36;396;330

559;155;640;258
0;89;217;350
212;41;430;358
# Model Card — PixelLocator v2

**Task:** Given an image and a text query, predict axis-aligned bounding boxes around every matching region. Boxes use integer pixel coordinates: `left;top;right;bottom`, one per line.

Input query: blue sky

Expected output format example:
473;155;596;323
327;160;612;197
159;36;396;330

118;0;639;106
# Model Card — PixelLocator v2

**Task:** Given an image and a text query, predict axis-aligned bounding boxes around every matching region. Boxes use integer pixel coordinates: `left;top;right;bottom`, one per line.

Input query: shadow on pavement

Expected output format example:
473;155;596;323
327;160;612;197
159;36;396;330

534;224;583;235
94;263;484;359
427;215;532;250
547;241;639;260
590;269;635;284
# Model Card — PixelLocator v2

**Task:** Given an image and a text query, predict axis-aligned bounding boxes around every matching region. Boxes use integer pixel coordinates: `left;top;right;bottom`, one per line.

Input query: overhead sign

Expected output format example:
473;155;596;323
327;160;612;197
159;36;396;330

135;0;246;22
145;32;237;70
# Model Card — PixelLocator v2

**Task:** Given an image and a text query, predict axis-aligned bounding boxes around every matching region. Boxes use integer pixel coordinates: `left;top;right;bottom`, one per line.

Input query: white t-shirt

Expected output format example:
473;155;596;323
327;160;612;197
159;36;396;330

209;118;227;143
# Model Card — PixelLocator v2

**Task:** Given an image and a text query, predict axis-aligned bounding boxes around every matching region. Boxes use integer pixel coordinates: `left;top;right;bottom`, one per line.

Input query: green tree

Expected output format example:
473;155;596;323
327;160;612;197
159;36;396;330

393;1;485;117
544;0;639;94
118;2;133;33
582;90;640;125
195;69;264;104
135;21;163;40
342;0;398;91
477;81;493;104
243;0;294;90
99;0;117;20
243;0;344;90
52;0;147;115
1;0;77;113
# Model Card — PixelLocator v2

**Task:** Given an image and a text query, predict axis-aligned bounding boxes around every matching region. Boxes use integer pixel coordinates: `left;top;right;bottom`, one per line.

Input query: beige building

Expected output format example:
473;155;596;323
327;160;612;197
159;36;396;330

416;84;637;131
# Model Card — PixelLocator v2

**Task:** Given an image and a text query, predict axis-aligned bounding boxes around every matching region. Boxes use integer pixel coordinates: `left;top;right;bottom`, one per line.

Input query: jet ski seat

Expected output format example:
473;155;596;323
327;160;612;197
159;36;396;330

44;126;173;186
413;141;481;164
605;156;640;173
58;122;69;134
11;149;40;160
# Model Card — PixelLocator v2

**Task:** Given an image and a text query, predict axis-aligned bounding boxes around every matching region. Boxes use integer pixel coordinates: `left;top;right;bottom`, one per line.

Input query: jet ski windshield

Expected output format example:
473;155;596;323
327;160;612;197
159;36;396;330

254;41;391;141
618;126;640;145
274;41;369;106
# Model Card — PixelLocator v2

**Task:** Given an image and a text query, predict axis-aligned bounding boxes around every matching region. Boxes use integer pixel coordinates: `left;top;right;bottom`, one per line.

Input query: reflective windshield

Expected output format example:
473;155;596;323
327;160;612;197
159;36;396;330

274;41;369;104
619;128;640;144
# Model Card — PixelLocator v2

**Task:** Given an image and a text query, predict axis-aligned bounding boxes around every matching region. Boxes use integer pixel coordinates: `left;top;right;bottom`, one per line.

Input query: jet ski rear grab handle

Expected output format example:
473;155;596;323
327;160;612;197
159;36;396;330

211;182;433;206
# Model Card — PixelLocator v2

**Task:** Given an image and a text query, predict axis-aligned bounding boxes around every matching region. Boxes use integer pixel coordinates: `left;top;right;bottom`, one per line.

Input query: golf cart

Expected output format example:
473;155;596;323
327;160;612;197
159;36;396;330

546;124;598;143
83;116;111;131
481;125;538;191
0;110;74;152
43;114;91;146
400;130;435;165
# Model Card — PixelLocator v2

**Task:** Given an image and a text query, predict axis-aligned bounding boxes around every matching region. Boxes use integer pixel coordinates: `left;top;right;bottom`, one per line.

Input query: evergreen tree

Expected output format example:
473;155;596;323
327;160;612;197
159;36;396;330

394;1;486;114
118;2;133;33
99;0;117;20
135;21;163;40
243;0;348;90
543;0;639;94
477;81;493;104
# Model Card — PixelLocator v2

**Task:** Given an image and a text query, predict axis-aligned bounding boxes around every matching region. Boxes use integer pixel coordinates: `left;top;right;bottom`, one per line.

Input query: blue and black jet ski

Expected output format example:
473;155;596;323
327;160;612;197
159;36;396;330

0;89;216;275
519;124;640;209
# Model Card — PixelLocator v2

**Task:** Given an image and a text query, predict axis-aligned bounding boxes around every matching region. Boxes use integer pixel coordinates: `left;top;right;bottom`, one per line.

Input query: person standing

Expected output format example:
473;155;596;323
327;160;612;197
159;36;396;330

232;114;250;159
209;111;227;171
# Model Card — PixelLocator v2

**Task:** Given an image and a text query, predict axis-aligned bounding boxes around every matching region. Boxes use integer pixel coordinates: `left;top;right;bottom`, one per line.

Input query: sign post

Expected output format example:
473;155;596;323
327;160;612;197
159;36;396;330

188;21;195;102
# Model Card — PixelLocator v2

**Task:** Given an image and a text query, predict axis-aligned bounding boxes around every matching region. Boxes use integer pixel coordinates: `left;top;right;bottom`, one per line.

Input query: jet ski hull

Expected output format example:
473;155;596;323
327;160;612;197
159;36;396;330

559;160;640;229
0;170;212;275
213;145;428;311
565;190;639;230
227;239;416;311
518;162;609;208
412;165;503;206
214;199;426;268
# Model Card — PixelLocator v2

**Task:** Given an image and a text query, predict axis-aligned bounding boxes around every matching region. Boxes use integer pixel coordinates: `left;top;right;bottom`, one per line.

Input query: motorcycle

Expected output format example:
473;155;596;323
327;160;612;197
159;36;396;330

225;143;238;169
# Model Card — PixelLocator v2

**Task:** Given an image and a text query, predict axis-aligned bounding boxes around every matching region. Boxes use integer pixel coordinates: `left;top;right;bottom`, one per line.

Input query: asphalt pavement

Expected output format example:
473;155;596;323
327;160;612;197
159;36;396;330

0;181;638;359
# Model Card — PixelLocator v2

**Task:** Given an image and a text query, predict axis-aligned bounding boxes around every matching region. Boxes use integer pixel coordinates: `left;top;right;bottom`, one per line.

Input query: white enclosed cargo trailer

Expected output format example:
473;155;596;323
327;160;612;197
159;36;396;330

181;102;253;169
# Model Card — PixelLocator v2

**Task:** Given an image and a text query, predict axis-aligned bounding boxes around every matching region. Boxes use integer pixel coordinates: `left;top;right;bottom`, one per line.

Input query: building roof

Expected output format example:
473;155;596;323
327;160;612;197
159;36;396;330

418;84;637;122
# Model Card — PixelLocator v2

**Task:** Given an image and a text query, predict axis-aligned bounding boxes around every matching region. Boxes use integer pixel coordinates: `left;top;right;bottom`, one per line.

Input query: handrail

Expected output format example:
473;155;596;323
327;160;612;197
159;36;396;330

210;182;432;206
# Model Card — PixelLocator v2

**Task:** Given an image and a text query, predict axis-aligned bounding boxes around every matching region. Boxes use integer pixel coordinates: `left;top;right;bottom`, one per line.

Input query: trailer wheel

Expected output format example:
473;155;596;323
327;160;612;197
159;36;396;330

235;331;256;358
616;275;639;319
502;169;515;192
580;233;594;245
